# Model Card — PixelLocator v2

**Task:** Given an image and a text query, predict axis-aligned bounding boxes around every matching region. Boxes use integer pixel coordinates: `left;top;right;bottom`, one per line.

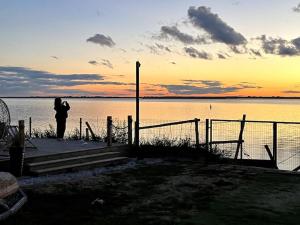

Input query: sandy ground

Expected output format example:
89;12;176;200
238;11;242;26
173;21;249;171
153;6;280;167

3;160;300;225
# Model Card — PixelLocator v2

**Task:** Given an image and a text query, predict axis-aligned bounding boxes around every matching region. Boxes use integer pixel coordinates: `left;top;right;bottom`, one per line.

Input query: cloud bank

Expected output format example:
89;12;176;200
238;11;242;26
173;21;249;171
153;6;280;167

187;6;247;46
184;47;212;60
161;80;261;95
159;25;209;45
257;35;300;56
0;67;132;96
86;34;115;47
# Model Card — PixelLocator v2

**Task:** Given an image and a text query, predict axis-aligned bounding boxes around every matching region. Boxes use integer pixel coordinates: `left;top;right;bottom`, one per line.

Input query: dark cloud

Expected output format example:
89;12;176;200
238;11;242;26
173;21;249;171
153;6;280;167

257;35;300;56
184;47;212;60
0;66;133;96
159;25;209;44
161;84;239;95
229;45;247;54
146;43;172;55
101;59;113;69
88;60;98;66
111;74;125;77
292;37;300;49
155;43;171;52
86;34;115;47
250;49;262;57
217;53;227;59
183;80;222;86
188;6;247;45
282;90;300;94
51;56;59;60
161;80;261;95
293;3;300;12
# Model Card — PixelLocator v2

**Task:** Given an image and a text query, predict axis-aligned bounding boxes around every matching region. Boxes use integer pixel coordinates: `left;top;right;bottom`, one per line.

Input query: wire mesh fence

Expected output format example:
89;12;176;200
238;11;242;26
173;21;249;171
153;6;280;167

139;119;203;147
211;119;300;171
277;123;300;171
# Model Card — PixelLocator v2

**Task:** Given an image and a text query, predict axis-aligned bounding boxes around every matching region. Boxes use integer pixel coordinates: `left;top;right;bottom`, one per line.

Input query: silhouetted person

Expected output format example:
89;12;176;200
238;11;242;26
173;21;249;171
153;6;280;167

54;98;70;139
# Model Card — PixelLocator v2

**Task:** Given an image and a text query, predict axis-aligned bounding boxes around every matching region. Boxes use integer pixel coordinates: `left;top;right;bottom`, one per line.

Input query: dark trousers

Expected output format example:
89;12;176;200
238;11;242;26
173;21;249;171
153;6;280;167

56;119;66;138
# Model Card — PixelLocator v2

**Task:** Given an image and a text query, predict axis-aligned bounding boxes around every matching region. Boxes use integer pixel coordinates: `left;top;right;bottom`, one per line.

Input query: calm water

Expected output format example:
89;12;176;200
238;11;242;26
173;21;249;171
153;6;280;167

3;98;300;170
4;98;300;126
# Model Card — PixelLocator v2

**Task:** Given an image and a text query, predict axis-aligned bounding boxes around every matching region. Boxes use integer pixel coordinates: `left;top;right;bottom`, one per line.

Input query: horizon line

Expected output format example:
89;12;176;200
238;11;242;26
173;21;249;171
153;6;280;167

2;96;300;99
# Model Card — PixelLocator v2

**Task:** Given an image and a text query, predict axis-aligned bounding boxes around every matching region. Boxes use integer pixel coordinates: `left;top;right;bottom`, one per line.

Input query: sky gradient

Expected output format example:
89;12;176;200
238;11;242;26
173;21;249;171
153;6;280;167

1;0;300;97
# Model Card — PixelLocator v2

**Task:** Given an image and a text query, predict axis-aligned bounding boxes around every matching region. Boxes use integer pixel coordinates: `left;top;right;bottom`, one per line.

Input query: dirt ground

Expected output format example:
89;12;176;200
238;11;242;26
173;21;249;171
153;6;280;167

3;160;300;225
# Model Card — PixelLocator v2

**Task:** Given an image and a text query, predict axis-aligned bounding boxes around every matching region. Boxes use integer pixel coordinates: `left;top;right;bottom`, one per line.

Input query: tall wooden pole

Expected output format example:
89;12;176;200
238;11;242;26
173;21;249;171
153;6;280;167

135;61;141;147
273;122;277;167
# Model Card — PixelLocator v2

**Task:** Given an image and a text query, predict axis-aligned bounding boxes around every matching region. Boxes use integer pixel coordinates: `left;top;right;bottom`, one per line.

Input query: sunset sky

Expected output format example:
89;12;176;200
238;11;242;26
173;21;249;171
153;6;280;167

1;0;300;97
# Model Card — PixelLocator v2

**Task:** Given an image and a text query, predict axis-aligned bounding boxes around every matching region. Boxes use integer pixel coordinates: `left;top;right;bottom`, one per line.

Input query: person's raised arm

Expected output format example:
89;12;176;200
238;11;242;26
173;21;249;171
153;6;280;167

65;102;70;111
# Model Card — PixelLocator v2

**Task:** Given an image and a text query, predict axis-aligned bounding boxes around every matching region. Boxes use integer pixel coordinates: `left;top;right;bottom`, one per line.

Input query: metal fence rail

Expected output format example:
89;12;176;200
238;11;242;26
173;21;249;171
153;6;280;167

139;118;202;148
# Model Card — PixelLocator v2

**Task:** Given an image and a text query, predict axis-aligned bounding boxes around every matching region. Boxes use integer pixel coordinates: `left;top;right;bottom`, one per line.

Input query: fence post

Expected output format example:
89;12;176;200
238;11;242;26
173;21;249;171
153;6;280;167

9;120;25;177
29;117;32;138
234;114;246;159
128;115;133;146
79;118;82;139
209;119;213;151
107;116;112;147
205;119;209;151
86;122;96;140
194;118;200;149
85;128;89;141
19;120;25;150
273;122;277;167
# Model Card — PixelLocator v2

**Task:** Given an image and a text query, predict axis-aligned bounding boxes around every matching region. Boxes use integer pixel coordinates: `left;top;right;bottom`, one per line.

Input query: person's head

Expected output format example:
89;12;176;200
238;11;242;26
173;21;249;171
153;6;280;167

54;98;62;108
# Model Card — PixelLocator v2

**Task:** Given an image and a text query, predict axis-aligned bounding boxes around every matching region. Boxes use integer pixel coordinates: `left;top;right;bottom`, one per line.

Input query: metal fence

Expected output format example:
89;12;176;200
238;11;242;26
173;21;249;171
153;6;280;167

210;119;300;171
139;119;203;147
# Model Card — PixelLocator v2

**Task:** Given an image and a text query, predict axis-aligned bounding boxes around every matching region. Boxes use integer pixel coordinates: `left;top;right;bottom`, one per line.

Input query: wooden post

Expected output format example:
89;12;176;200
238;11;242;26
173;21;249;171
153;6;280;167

234;114;246;159
265;145;278;169
18;120;25;149
10;120;25;177
135;61;141;147
205;119;209;151
273;122;277;167
128;115;133;146
79;118;82;139
85;128;89;141
194;118;200;149
86;122;96;140
209;119;213;151
29;117;32;138
240;142;243;159
107;116;112;146
264;145;274;161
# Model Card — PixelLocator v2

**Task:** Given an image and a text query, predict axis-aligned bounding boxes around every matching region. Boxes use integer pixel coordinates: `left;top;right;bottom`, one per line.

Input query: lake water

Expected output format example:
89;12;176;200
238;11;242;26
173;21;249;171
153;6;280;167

2;98;300;170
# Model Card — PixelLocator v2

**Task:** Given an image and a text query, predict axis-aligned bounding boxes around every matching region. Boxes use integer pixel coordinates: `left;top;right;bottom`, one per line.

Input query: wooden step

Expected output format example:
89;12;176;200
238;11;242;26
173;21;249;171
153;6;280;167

30;157;129;175
27;151;122;170
25;145;129;163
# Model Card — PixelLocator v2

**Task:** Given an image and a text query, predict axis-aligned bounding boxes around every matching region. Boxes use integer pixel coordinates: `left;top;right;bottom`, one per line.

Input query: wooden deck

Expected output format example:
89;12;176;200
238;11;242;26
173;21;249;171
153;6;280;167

0;139;130;175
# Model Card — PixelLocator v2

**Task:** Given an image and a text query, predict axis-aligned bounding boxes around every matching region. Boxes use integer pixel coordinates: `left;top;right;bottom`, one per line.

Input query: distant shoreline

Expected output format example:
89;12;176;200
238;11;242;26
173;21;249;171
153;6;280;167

1;96;300;100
